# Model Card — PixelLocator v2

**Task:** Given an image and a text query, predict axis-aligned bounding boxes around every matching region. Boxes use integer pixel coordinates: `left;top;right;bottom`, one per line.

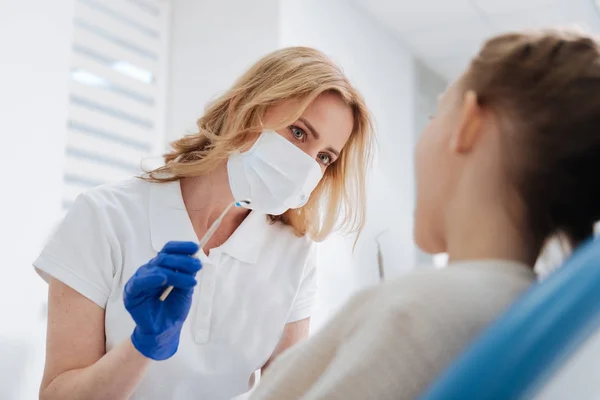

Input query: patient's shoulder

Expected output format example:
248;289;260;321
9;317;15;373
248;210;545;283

296;261;536;400
368;260;536;331
330;260;536;347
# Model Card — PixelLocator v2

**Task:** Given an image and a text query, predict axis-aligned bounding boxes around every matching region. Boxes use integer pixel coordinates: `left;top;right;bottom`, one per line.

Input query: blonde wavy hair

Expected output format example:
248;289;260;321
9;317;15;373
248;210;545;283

145;46;374;241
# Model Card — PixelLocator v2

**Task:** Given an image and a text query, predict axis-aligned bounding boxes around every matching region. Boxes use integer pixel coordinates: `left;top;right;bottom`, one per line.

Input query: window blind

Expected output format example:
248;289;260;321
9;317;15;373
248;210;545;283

63;0;170;209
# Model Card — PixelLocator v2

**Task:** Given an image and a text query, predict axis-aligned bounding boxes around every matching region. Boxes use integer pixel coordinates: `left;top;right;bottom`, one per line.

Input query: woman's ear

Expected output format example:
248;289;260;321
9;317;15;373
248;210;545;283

450;90;484;154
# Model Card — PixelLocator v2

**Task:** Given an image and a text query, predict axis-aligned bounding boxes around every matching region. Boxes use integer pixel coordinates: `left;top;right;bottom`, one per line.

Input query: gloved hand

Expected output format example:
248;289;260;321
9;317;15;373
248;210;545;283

124;241;201;360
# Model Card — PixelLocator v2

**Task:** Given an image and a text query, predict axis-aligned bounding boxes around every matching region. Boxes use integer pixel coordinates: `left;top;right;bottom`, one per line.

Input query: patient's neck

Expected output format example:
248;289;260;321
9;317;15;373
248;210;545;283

444;196;538;268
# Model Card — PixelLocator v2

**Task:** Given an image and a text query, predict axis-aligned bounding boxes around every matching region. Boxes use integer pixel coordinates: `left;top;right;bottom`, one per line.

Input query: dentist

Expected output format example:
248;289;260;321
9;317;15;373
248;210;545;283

34;47;374;400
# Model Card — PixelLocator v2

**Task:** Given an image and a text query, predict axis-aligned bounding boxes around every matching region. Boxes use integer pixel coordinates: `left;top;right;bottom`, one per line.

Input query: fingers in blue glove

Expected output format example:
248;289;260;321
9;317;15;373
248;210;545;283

153;253;202;275
129;272;167;292
161;241;199;256
126;266;197;294
151;267;198;289
165;269;196;289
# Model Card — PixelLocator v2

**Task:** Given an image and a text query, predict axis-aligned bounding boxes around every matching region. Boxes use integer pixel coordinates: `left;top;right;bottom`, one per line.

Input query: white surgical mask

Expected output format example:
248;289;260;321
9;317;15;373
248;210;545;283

227;130;323;215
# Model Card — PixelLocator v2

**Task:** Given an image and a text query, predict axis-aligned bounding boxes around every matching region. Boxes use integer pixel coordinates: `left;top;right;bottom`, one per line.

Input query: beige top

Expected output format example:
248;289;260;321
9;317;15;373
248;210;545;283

251;260;536;400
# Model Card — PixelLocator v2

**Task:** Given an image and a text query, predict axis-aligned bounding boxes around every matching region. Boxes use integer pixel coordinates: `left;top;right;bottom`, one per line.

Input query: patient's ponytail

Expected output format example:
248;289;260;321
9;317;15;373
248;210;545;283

463;29;600;251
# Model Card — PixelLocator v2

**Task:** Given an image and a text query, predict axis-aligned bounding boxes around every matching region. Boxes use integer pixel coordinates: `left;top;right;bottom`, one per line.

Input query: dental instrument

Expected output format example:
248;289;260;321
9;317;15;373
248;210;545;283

159;199;251;301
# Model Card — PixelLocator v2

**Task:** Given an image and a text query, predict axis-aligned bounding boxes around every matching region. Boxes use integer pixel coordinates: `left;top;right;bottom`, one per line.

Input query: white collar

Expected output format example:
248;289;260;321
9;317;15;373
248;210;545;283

149;180;269;264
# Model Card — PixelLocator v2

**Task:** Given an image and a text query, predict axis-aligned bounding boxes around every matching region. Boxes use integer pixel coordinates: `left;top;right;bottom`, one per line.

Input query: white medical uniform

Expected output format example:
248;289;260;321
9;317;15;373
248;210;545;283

34;178;317;399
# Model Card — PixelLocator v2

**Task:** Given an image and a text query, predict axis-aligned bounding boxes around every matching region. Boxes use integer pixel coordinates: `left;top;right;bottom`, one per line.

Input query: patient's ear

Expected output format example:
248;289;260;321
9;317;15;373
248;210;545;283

450;90;484;154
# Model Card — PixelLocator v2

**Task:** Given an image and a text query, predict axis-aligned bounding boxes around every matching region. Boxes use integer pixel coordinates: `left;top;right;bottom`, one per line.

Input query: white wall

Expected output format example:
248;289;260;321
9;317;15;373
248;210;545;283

534;328;600;400
280;0;418;329
0;0;75;398
167;0;281;145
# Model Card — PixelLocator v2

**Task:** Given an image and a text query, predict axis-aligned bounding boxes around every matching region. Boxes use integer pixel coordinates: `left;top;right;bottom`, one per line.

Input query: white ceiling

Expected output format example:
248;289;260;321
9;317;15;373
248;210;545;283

353;0;600;81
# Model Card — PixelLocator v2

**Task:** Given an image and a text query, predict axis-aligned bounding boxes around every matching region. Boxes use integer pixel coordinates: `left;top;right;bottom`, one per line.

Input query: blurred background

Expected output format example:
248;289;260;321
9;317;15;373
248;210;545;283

1;0;600;398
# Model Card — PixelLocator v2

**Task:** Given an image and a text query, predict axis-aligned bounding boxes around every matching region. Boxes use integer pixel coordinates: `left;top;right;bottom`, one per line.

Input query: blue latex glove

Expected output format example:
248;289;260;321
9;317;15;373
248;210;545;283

124;241;201;360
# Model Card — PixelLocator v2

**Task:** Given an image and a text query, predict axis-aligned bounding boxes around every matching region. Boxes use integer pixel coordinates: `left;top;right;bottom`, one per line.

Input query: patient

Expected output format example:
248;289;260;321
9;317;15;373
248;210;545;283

251;29;600;399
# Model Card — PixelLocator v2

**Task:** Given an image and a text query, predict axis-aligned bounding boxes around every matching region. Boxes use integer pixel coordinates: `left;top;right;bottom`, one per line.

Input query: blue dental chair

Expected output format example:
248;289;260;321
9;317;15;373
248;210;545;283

419;236;600;400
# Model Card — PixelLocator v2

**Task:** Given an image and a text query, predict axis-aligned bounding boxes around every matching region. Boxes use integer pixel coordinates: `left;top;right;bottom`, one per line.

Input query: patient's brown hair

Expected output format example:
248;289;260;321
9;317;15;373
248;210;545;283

463;29;600;249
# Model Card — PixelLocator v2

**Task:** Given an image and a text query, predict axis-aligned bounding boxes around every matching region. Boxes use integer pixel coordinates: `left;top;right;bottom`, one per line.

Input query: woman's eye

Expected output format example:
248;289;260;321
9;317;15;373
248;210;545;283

290;126;306;140
318;153;331;165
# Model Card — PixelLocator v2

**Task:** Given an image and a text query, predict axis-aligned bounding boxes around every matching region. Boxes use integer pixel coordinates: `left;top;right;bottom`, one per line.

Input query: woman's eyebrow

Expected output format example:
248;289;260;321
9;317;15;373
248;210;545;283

299;117;341;157
299;117;320;140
